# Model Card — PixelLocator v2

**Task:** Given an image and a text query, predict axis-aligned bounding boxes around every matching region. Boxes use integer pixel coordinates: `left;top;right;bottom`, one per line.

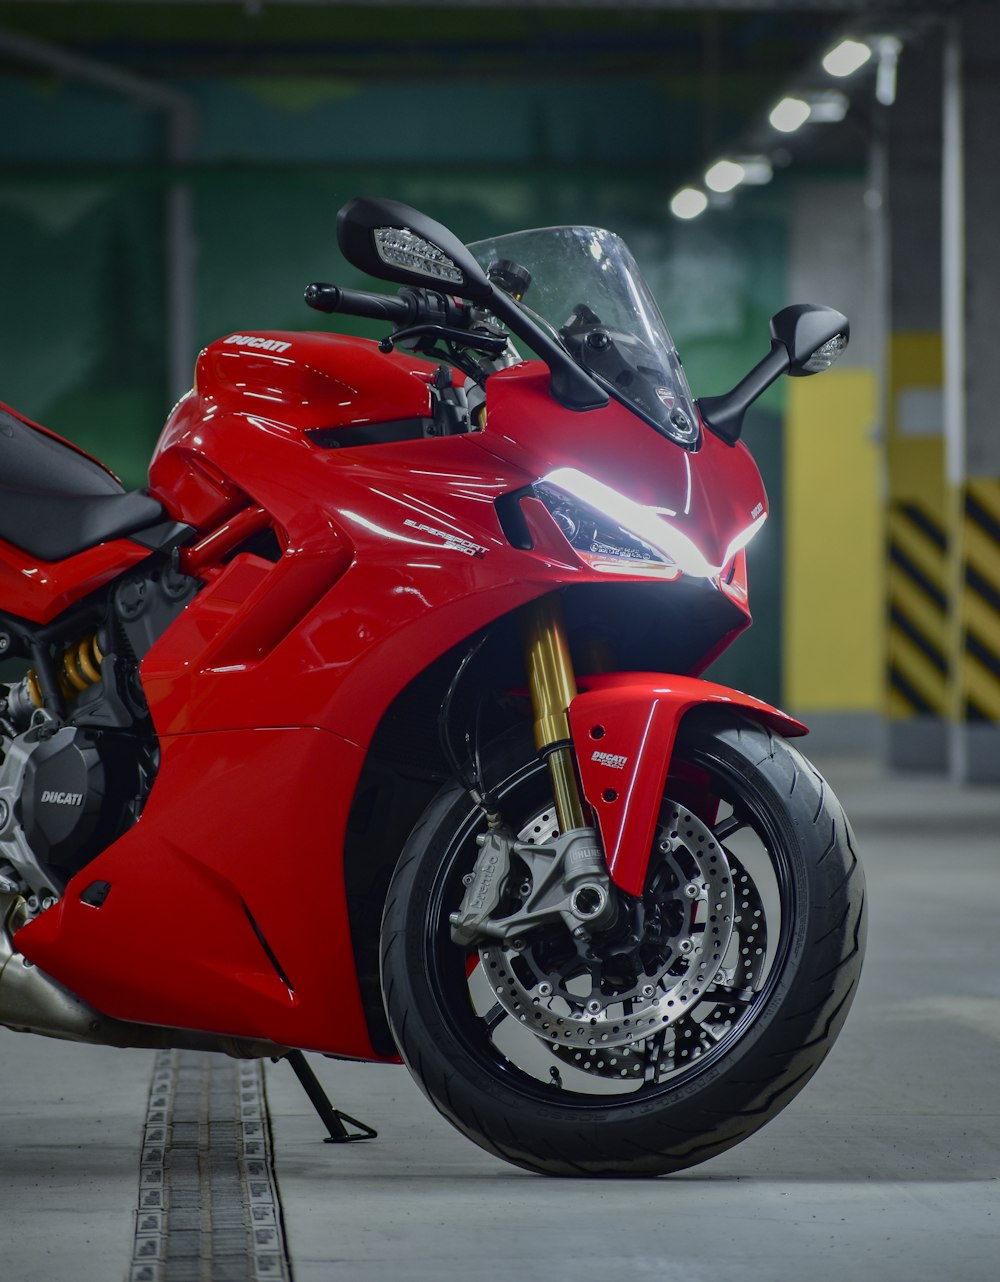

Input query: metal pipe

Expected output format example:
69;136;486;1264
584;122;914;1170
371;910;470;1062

0;27;190;113
0;26;199;406
942;17;965;493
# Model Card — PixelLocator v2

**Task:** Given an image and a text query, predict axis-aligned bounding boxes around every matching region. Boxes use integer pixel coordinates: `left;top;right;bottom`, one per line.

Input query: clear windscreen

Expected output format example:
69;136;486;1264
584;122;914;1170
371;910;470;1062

468;226;699;447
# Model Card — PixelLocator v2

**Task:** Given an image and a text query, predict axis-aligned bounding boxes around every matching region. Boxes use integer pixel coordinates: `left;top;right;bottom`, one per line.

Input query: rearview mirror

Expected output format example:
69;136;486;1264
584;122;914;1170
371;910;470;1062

337;197;494;304
771;304;849;376
697;302;849;445
334;196;608;412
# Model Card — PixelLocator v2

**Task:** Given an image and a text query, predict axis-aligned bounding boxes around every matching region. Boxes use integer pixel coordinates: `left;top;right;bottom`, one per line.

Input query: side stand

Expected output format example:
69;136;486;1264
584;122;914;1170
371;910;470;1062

284;1049;378;1144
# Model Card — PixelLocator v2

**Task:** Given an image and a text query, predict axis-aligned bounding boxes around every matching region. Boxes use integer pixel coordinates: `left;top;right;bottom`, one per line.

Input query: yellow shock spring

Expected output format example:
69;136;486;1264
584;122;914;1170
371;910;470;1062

25;669;43;709
25;634;104;707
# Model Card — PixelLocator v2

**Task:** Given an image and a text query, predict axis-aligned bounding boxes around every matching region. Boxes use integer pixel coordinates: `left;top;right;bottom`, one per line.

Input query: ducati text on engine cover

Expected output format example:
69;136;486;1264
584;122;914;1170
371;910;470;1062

40;791;85;806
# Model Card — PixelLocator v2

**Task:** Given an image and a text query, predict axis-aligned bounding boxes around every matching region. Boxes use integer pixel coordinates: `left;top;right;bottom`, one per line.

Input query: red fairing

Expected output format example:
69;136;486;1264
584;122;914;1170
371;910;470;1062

0;537;152;625
15;338;556;1056
569;673;806;896
471;365;768;575
14;330;766;1059
21;727;372;1050
146;332;437;528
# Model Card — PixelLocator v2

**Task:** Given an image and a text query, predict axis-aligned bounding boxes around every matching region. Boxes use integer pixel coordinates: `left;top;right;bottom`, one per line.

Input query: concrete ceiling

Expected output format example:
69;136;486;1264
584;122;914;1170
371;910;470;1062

0;2;960;182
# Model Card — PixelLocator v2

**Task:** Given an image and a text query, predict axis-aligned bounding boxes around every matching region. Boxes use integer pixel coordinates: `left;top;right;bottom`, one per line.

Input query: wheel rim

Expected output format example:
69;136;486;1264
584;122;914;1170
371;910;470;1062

424;742;797;1106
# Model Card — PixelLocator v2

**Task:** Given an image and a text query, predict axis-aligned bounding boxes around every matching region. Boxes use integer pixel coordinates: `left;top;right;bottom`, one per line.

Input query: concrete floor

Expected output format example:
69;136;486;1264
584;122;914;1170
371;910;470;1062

2;754;999;1281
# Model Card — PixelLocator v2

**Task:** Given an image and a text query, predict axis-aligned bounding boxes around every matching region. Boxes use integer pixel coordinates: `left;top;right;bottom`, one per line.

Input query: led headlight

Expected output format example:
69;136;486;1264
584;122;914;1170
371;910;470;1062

534;468;766;579
534;480;681;579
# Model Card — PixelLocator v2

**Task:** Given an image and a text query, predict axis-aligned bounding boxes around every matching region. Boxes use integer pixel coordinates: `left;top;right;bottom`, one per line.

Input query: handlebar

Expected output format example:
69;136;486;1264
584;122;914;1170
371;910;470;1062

303;281;513;378
304;282;413;324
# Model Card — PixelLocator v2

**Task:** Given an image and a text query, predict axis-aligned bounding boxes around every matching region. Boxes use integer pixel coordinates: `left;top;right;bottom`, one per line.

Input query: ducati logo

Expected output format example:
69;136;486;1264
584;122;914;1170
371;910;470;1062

655;387;675;409
592;750;628;770
224;334;292;354
40;790;84;806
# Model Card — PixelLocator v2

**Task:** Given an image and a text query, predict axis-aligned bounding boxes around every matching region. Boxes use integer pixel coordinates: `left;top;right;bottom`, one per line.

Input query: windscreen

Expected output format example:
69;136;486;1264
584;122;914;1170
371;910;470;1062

468;226;699;447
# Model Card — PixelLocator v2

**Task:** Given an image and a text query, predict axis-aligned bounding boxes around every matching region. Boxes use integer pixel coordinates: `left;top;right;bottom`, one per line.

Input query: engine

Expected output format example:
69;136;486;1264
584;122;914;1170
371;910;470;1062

0;561;196;906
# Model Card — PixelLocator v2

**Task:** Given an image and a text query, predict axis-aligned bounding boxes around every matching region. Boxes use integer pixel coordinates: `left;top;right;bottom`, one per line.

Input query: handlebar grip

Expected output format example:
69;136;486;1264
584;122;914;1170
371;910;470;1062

304;282;411;323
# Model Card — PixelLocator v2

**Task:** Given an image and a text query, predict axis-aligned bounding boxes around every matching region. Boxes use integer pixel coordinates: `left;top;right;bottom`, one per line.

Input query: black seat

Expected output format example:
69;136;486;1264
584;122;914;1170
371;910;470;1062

0;405;165;562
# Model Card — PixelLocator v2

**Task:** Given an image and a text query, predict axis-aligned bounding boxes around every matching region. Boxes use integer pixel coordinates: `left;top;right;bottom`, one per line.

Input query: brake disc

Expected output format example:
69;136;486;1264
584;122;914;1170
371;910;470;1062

479;799;737;1054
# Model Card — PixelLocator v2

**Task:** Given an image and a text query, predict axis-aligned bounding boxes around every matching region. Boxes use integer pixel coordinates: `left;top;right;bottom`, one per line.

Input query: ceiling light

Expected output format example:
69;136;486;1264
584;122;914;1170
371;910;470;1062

807;91;849;123
736;156;774;185
705;160;745;194
769;97;811;133
875;35;903;106
822;39;872;78
670;188;708;221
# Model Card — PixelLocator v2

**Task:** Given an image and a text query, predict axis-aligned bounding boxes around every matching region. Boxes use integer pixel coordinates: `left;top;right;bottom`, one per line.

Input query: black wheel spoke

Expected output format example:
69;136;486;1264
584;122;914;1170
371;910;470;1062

482;1002;508;1035
672;1012;715;1066
642;1029;668;1083
713;813;746;842
701;990;754;1037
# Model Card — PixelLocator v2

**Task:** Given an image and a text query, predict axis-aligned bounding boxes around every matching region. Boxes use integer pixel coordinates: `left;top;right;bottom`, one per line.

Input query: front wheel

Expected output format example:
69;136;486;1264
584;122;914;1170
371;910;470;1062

380;714;866;1176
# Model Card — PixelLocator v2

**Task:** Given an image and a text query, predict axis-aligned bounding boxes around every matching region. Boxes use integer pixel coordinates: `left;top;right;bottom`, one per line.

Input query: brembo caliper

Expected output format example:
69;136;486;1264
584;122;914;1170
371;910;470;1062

449;826;616;948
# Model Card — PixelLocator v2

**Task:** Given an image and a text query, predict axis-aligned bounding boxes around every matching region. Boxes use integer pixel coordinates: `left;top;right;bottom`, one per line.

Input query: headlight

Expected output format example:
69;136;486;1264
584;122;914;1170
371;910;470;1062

534;467;766;579
533;480;681;579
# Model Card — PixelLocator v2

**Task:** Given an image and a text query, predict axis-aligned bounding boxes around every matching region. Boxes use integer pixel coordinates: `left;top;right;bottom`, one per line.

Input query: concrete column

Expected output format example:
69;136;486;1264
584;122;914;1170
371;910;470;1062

784;178;881;749
882;35;949;770
946;11;1000;781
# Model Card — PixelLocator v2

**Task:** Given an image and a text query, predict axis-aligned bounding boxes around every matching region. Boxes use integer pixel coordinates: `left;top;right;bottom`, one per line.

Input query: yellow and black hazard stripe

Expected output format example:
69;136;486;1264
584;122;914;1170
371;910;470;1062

958;478;1000;722
886;500;950;717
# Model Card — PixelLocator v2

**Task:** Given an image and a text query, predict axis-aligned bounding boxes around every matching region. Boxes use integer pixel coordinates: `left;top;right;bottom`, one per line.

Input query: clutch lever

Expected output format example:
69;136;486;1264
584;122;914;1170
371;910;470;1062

378;324;508;357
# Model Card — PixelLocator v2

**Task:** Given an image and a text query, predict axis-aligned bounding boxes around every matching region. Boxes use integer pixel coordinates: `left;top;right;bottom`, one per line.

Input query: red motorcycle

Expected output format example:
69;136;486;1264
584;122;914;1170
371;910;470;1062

0;198;864;1176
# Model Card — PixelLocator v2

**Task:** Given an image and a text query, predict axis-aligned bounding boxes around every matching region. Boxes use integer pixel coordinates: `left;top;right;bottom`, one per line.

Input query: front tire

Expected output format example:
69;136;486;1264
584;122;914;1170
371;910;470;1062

380;714;866;1176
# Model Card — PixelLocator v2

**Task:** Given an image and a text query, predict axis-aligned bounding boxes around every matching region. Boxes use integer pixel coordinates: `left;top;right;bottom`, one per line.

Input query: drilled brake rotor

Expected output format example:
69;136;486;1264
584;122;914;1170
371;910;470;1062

479;800;738;1057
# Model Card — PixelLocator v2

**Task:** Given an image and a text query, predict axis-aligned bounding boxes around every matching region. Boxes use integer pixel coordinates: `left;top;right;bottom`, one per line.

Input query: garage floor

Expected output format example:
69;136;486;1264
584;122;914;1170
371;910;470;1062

3;753;999;1282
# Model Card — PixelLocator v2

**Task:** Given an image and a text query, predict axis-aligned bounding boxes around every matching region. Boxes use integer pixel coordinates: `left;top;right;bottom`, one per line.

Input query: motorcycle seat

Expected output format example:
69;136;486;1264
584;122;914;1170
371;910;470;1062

0;404;165;562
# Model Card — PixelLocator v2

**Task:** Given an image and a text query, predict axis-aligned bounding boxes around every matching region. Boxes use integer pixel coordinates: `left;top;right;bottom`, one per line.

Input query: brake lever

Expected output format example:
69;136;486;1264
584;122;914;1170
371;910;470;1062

378;325;508;357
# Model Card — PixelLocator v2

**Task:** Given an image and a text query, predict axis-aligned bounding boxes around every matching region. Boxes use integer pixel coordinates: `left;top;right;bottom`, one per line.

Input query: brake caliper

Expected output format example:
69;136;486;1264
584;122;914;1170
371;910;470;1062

449;826;615;948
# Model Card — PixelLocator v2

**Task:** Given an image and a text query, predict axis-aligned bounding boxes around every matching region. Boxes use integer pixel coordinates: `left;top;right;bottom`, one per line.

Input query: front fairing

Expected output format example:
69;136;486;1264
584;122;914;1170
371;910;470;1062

474;363;767;586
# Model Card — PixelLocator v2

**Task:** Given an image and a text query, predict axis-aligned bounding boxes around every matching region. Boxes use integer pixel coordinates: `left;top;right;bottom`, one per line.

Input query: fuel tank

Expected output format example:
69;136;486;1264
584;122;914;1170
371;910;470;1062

148;330;440;527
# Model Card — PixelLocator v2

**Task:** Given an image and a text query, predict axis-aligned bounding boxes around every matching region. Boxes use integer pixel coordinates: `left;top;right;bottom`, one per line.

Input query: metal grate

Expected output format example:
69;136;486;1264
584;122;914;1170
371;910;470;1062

129;1050;292;1282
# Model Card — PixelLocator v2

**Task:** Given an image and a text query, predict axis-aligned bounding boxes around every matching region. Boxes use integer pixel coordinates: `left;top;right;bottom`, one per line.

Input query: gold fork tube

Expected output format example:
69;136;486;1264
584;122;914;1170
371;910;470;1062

521;597;588;833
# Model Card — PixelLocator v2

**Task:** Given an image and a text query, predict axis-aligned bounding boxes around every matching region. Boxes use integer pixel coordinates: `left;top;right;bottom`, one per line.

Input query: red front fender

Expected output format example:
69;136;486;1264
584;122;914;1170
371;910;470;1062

568;673;806;896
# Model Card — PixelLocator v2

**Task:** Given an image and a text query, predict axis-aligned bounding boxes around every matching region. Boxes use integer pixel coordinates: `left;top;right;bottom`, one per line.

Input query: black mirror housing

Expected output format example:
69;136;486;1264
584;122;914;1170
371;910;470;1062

335;195;608;412
336;197;495;305
698;302;850;446
770;303;849;376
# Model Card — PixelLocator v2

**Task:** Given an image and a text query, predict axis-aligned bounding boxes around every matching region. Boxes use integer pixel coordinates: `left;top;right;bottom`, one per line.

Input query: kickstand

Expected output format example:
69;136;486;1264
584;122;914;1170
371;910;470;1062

284;1049;378;1144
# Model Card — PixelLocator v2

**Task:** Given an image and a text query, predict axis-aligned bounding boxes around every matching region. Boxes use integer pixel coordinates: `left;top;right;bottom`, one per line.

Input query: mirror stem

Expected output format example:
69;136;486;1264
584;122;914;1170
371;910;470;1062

696;340;790;446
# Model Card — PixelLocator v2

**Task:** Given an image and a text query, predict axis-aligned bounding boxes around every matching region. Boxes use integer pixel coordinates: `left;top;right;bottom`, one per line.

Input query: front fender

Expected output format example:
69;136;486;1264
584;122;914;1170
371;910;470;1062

568;673;806;896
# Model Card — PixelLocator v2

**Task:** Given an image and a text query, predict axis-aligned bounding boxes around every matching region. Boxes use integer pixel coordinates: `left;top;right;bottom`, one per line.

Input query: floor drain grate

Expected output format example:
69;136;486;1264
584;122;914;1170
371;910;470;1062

128;1049;292;1282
